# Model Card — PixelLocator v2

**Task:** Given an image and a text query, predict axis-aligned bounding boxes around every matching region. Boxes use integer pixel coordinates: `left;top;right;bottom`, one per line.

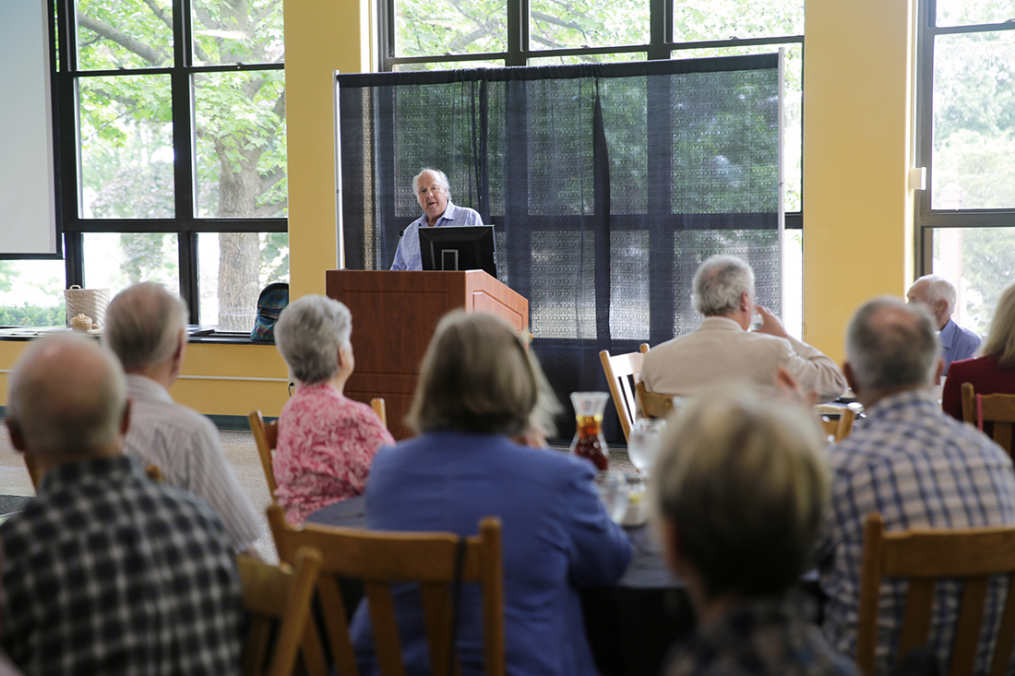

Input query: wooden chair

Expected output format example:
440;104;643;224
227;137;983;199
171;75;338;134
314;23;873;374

961;382;1015;456
268;504;505;676
635;381;674;420
855;512;1015;676
249;411;280;503
238;546;328;676
250;398;388;503
370;397;387;429
815;403;857;443
599;344;650;442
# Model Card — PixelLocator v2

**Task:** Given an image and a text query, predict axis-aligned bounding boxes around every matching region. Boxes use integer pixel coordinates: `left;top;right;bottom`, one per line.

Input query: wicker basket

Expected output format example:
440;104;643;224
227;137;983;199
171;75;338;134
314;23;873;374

64;286;111;329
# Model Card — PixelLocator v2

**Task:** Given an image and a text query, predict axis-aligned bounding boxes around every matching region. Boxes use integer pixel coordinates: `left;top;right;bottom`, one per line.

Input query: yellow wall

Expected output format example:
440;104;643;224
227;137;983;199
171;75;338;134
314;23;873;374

0;341;291;417
285;0;373;300
802;0;918;362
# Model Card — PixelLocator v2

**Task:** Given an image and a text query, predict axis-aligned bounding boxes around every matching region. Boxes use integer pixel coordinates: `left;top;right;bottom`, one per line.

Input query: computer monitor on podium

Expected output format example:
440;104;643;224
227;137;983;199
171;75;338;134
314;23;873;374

419;225;497;279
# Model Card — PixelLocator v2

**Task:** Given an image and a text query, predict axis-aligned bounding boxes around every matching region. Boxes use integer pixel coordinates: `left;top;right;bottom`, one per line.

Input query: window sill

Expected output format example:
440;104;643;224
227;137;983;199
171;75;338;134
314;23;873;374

0;327;273;346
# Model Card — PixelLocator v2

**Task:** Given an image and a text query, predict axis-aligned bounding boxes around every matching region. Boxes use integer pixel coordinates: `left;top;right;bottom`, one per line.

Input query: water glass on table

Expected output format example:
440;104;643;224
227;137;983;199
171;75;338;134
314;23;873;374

628;418;666;474
593;471;629;524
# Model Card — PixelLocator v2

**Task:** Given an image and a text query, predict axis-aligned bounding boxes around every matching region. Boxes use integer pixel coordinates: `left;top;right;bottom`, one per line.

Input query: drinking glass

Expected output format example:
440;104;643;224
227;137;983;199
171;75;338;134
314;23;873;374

628;418;665;474
593;471;629;524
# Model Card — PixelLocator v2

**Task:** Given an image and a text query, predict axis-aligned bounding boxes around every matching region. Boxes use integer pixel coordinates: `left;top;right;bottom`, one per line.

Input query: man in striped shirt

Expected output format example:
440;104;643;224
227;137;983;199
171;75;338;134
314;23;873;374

817;297;1015;674
104;281;263;556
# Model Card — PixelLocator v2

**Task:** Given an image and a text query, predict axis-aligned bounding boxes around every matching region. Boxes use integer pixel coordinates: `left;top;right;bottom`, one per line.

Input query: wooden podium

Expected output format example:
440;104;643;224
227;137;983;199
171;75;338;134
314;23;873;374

326;270;529;439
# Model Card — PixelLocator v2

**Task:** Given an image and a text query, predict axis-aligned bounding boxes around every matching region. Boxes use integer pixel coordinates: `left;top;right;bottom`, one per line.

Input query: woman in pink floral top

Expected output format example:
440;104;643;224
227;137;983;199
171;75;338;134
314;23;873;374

272;295;394;523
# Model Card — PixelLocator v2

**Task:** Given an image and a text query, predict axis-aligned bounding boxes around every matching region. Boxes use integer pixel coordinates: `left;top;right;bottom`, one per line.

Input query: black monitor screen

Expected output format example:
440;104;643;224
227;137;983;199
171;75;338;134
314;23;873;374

418;225;497;278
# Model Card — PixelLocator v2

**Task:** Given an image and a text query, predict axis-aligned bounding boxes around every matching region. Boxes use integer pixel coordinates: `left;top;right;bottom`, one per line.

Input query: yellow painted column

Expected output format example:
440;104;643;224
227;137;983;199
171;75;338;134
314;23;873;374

284;0;374;300
802;0;918;362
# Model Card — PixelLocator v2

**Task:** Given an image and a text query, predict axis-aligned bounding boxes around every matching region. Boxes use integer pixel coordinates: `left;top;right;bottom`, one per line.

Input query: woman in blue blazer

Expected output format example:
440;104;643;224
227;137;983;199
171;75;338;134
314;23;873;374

350;310;633;676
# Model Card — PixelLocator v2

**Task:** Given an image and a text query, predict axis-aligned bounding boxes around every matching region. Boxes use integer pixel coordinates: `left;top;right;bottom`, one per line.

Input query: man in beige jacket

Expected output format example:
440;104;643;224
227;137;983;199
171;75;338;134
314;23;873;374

641;255;846;403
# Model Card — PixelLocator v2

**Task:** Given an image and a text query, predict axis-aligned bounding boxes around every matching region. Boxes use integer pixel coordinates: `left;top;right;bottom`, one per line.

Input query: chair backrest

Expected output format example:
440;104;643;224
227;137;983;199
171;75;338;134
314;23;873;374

855;512;1015;676
249;411;279;501
961;382;1015;456
599;344;650;442
815;404;857;443
635;381;674;420
370;397;387;429
268;504;505;676
238;546;328;676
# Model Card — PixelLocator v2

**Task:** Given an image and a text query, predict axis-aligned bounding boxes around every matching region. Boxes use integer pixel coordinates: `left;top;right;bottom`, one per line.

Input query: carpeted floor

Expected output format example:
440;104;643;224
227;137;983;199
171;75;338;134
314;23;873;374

0;427;634;562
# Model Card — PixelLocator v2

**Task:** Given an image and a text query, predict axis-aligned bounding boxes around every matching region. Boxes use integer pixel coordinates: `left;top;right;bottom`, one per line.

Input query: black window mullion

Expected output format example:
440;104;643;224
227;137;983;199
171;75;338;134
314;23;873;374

172;0;199;303
64;231;83;287
648;0;672;60
179;231;199;324
506;0;527;66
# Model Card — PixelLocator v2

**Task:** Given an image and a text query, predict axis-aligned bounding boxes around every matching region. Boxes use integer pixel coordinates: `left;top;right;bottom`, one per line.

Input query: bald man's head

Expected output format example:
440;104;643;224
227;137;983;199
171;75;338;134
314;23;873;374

845;296;940;394
104;282;188;374
7;335;128;459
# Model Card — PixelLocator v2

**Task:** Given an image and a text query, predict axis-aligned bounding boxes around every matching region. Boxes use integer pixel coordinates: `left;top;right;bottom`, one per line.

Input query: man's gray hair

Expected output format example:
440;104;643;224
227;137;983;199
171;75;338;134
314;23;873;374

412;168;451;200
104;282;189;372
913;274;957;315
274;295;352;385
846;296;940;392
692;255;755;316
650;386;829;599
7;334;127;457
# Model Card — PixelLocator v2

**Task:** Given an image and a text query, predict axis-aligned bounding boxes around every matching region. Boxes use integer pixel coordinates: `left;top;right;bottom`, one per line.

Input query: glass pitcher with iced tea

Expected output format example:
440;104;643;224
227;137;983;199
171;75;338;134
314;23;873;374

570;392;610;470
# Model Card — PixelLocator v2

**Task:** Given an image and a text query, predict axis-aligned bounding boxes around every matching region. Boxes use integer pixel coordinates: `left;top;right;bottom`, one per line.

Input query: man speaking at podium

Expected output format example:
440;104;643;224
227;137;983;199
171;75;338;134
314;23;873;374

390;168;482;271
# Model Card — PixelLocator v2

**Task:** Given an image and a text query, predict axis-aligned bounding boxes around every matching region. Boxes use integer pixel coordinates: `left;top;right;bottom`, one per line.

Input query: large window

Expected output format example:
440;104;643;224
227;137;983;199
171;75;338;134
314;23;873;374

381;0;806;336
917;0;1015;332
13;0;288;330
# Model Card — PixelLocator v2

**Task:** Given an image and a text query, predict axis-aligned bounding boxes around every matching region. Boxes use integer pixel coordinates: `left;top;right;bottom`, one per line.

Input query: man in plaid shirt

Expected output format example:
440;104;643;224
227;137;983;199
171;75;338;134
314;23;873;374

0;335;244;676
817;297;1015;674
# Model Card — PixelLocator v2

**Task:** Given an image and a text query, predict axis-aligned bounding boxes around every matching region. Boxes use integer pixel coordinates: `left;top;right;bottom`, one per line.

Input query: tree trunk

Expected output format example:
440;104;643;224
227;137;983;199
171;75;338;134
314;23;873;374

216;142;263;331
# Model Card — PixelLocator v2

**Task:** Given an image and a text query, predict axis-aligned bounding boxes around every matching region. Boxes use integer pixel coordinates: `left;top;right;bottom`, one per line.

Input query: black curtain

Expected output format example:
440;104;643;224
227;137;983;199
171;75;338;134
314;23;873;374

337;56;781;443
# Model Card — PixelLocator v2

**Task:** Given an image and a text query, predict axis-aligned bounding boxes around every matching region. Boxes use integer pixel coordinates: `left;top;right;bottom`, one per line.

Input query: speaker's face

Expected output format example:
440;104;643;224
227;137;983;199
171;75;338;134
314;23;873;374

416;172;449;223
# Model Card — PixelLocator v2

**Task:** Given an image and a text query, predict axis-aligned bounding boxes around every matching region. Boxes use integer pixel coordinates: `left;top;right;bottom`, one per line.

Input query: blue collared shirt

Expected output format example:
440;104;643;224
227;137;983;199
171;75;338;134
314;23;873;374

390;201;483;271
818;389;1015;675
940;318;981;375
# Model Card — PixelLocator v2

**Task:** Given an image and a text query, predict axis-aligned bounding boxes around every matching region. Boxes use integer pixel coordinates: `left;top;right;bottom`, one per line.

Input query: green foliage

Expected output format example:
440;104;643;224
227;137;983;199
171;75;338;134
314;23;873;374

119;233;178;285
259;232;290;284
0;303;66;328
72;0;287;326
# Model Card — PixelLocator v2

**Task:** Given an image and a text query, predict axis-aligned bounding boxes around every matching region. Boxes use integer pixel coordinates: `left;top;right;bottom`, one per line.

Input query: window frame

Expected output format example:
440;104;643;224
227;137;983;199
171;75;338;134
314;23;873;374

377;0;804;229
50;0;287;326
914;0;1015;274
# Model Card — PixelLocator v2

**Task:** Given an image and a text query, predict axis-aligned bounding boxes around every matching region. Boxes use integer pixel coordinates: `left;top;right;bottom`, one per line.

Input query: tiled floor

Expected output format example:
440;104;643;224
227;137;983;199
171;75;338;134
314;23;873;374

0;426;634;562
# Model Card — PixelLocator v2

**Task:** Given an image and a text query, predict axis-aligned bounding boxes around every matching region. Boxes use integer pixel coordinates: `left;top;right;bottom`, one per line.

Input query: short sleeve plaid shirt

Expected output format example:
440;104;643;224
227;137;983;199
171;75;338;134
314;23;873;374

818;389;1015;675
0;456;244;676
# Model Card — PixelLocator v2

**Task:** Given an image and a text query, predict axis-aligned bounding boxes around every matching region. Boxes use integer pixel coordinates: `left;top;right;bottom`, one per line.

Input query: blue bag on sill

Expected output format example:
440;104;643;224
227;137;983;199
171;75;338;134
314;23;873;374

251;282;289;342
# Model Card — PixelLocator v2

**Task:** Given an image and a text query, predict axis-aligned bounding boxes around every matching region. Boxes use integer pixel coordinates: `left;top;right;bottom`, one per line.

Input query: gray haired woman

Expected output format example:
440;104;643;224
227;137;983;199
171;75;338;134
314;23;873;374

272;294;393;523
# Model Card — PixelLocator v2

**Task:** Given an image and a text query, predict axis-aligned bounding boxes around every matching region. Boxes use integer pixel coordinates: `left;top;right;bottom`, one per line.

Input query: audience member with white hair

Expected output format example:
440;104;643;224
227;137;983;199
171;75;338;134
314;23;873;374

1;335;244;675
906;273;981;375
818;296;1015;674
350;311;631;676
641;254;846;402
104;281;262;555
651;387;853;676
943;280;1015;424
272;294;394;524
